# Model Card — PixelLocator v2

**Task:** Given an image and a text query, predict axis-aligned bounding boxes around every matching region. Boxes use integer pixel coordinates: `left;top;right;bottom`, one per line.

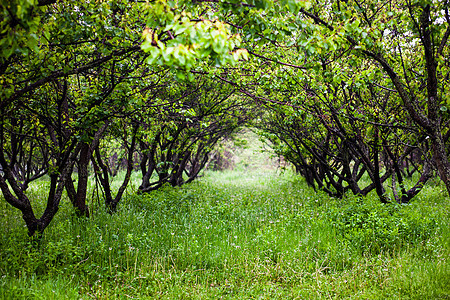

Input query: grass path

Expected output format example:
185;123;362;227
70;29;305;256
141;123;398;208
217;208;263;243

0;169;449;299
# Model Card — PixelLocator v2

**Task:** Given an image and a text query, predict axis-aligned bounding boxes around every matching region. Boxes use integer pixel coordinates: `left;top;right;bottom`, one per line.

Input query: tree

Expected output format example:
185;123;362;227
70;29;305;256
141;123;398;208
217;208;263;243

136;77;254;192
292;0;450;194
259;72;433;203
0;0;260;235
0;0;148;234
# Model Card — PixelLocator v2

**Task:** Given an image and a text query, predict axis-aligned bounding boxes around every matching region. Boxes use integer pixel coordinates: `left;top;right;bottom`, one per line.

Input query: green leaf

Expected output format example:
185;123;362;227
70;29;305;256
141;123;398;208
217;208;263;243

176;71;186;80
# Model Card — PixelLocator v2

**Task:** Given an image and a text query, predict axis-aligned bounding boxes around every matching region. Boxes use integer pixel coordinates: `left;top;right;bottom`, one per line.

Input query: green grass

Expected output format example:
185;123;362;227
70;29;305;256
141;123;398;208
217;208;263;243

0;169;449;299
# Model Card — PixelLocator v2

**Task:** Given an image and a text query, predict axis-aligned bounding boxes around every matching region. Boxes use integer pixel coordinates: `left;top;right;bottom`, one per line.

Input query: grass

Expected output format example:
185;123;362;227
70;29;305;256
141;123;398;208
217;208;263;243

0;167;448;299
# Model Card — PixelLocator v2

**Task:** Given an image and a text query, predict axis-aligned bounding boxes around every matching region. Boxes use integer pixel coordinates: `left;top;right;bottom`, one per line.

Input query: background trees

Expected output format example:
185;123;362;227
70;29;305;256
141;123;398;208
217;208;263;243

0;0;257;235
259;74;433;203
0;0;448;236
292;0;450;194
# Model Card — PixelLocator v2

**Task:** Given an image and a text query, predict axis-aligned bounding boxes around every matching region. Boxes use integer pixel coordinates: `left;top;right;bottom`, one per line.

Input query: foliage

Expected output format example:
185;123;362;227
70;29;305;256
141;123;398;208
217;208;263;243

328;200;437;255
142;3;247;76
0;0;43;59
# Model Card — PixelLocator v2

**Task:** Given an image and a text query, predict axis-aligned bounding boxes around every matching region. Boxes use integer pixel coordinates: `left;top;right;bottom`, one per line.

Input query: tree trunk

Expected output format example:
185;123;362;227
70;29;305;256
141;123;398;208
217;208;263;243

74;143;90;217
430;130;450;196
0;143;80;236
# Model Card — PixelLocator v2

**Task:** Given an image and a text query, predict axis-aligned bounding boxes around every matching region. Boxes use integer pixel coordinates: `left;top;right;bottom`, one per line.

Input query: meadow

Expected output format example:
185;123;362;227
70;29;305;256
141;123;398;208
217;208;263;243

0;165;449;299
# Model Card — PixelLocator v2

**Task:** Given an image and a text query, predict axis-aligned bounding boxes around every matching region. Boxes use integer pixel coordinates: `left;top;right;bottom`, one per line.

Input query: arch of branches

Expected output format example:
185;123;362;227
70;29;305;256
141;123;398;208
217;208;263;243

1;0;448;236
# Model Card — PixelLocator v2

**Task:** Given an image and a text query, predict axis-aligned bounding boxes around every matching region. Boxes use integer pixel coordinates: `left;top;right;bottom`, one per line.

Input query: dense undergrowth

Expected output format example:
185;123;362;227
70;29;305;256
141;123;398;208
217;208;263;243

0;169;449;299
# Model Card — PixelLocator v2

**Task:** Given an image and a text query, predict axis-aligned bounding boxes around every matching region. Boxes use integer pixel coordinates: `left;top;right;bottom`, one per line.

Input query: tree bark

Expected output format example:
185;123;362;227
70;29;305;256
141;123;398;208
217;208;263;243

74;142;90;217
430;130;450;195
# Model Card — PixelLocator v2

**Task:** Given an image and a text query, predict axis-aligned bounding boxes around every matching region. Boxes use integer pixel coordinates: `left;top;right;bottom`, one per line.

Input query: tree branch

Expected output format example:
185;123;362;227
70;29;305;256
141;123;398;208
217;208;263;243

1;45;141;110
